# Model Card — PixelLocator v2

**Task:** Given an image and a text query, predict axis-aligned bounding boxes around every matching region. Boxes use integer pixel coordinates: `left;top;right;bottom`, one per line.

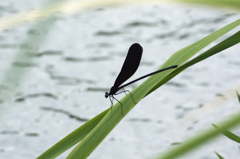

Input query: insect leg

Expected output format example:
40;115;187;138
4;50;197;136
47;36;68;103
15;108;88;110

124;89;136;104
109;95;114;113
112;96;123;116
114;90;126;95
114;89;136;104
122;88;128;95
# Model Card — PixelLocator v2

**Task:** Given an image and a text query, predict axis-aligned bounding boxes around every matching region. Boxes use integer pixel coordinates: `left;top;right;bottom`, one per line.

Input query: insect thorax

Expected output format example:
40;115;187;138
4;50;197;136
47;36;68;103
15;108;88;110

109;86;118;95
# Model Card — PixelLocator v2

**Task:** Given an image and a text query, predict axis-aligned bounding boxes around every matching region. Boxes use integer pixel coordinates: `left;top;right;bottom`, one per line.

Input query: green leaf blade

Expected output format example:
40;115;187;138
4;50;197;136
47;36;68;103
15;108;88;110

37;109;108;159
146;19;240;96
213;124;240;143
215;151;225;159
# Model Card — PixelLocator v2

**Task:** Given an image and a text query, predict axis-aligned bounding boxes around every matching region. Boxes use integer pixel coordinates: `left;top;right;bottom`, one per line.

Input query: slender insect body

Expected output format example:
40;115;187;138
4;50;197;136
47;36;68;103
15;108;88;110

105;43;178;116
109;86;118;96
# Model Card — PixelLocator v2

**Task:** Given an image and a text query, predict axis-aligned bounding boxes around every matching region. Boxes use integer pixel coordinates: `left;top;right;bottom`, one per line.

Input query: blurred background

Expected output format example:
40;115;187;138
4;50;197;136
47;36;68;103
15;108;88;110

0;1;240;158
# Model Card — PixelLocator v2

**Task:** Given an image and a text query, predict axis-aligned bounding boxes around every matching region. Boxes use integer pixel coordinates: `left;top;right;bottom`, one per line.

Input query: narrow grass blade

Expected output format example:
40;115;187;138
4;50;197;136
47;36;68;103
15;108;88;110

156;111;240;159
215;151;225;159
237;91;240;103
37;109;109;159
175;0;240;11
0;0;66;122
159;19;240;68
146;20;240;96
213;124;240;143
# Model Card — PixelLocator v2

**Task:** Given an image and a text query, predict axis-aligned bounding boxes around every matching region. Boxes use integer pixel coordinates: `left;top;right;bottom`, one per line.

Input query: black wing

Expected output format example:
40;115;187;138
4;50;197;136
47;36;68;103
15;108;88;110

113;43;143;88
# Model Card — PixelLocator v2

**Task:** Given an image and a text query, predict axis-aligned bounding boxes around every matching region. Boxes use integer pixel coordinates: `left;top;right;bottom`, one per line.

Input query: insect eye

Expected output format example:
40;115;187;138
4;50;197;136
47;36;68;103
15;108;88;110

105;92;108;98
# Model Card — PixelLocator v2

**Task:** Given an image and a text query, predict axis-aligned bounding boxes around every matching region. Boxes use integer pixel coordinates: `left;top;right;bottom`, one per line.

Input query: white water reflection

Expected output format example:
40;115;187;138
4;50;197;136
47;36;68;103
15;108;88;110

0;3;240;159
